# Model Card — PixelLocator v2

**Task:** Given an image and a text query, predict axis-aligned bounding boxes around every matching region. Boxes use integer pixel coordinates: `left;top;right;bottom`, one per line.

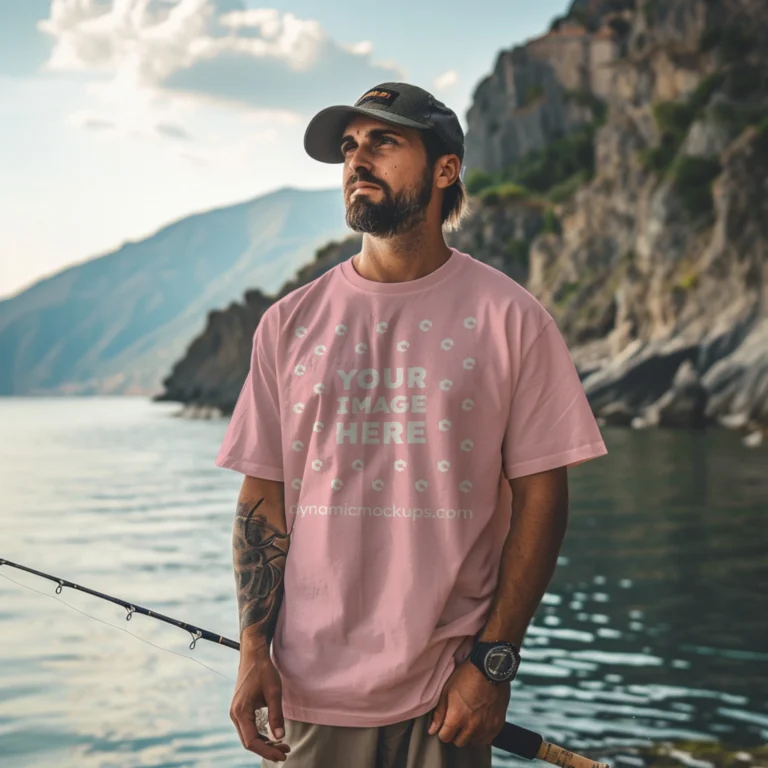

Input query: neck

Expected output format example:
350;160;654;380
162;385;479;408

353;229;453;284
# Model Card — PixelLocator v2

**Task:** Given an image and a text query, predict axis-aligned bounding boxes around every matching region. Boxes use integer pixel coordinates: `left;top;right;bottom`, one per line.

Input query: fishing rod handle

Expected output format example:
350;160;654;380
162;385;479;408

537;740;609;768
492;721;607;766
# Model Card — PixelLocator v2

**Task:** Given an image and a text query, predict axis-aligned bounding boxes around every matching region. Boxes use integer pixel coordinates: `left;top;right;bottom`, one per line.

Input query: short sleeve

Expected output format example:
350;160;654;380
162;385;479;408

502;318;607;480
215;307;284;481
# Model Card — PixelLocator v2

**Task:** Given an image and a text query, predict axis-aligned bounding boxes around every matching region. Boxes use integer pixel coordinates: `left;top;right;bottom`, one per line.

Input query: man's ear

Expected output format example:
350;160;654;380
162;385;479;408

436;156;461;188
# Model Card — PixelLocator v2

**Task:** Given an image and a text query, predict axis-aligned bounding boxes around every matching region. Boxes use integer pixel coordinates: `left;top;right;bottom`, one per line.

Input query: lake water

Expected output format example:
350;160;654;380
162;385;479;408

1;397;766;768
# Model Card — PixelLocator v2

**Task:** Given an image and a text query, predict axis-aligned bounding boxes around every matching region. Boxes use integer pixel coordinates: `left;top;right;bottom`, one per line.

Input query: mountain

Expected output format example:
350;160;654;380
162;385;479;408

0;187;350;396
156;236;364;413
161;0;767;444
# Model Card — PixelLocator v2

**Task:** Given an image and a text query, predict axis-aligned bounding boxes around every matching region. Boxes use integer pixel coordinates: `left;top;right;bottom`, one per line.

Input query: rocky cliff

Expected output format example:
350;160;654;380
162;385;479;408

160;0;768;444
462;0;768;439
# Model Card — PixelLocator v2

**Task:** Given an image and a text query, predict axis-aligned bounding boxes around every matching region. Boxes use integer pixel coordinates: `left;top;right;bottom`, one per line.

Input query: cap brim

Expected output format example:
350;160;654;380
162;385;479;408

304;105;429;164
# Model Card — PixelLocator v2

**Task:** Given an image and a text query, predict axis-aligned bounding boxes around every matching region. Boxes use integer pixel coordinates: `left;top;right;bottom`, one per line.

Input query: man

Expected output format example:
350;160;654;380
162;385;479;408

215;81;608;767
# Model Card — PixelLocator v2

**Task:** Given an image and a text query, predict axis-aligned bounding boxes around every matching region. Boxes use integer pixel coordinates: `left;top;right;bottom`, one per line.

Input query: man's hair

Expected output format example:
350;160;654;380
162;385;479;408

420;130;471;232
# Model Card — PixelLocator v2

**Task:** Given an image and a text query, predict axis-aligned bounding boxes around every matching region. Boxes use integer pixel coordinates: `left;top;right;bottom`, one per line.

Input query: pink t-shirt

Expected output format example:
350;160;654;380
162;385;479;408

215;246;607;727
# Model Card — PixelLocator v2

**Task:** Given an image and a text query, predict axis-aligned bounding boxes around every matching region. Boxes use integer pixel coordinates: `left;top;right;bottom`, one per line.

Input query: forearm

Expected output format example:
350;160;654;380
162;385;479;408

477;478;569;647
232;479;290;653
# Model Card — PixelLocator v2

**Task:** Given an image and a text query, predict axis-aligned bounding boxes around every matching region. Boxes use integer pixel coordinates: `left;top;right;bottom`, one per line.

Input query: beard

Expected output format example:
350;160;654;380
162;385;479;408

345;163;433;237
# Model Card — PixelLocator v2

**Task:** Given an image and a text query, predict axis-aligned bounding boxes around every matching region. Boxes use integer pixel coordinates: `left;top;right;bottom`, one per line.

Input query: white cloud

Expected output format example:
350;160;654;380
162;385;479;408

343;40;373;56
82;116;116;131
38;0;404;122
434;69;458;91
64;75;201;141
177;126;279;166
40;0;213;83
240;108;301;127
155;122;192;140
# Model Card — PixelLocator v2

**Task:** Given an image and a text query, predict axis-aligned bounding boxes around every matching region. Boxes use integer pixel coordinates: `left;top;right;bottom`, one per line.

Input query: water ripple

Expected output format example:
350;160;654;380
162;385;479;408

1;399;766;767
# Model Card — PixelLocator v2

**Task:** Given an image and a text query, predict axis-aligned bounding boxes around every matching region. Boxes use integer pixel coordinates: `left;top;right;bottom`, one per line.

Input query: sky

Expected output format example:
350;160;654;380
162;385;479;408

0;0;570;300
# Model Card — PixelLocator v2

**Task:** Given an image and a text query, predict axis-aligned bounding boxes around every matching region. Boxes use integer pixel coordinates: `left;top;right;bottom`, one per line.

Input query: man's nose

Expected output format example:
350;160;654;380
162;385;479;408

347;142;375;171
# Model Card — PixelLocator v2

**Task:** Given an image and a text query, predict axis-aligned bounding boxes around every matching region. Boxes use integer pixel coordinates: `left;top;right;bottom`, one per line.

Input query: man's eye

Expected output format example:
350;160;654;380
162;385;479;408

341;137;394;153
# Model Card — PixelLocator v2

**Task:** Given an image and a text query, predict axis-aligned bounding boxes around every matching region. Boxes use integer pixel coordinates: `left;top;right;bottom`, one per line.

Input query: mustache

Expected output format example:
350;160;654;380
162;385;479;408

349;176;384;189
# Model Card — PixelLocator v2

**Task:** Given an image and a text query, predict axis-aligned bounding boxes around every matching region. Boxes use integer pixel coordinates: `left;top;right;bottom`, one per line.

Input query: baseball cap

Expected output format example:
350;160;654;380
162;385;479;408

304;82;465;169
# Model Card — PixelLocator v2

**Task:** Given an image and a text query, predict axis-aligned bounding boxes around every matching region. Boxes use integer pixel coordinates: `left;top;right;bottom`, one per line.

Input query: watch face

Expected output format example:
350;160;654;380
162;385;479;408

484;646;518;682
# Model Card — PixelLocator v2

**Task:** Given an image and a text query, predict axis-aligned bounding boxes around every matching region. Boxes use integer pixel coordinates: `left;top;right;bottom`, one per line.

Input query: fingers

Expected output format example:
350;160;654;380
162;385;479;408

230;702;290;763
485;717;506;745
429;692;466;745
452;722;479;748
243;732;291;763
436;714;463;745
454;719;504;747
442;720;491;748
431;708;493;747
264;681;286;741
427;693;447;736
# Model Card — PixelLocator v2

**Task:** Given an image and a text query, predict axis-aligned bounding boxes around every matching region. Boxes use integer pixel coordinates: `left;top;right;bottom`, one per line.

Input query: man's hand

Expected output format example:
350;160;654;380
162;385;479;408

427;658;510;747
229;646;291;762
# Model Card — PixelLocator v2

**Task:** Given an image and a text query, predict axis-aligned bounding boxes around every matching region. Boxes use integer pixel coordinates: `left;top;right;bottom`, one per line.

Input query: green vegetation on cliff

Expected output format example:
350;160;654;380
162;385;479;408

466;90;607;206
639;72;726;174
700;21;757;63
638;62;768;218
670;155;722;217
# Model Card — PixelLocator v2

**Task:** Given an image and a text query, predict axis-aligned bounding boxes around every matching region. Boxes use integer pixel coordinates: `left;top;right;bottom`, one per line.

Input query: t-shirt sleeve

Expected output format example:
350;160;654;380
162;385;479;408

214;307;284;481
502;316;607;480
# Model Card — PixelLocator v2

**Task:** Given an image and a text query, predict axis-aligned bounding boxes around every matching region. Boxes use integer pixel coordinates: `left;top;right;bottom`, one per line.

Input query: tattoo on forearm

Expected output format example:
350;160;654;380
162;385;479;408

233;496;290;638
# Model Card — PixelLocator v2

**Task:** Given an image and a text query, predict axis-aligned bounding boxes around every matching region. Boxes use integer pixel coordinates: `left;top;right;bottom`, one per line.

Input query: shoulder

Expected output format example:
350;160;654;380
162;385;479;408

259;266;338;335
459;251;554;334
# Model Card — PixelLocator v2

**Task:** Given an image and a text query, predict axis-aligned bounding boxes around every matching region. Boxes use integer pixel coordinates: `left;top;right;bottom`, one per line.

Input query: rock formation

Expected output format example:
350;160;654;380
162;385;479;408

159;0;768;446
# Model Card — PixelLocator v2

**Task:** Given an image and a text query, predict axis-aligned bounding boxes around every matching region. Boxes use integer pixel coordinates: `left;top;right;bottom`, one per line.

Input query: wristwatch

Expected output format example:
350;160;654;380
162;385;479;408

468;640;521;685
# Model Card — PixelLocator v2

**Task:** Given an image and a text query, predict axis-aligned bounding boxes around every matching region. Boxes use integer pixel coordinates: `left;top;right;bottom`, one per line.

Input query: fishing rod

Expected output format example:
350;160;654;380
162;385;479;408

0;557;608;768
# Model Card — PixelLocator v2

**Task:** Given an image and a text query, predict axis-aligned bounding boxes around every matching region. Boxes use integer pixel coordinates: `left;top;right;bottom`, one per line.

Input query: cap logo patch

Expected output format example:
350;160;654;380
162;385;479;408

355;88;399;108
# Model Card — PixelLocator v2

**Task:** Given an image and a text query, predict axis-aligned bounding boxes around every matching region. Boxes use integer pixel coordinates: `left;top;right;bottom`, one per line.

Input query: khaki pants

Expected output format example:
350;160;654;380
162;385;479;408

260;710;492;768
